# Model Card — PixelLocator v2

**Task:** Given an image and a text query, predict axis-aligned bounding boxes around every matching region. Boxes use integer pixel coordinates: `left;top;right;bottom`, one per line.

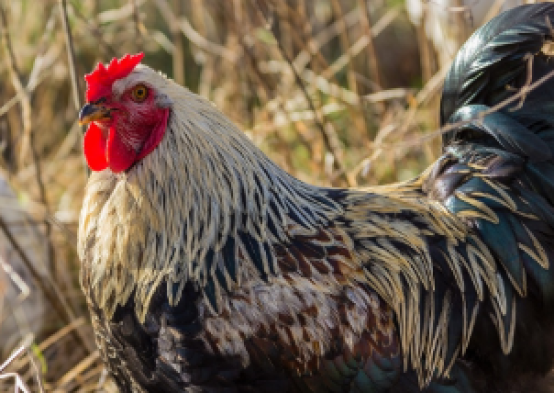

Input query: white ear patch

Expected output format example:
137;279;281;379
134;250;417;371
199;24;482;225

111;66;169;101
155;93;173;108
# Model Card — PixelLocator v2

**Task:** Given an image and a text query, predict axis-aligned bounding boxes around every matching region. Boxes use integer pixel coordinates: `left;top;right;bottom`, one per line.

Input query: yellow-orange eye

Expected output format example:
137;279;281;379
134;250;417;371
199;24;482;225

131;84;148;102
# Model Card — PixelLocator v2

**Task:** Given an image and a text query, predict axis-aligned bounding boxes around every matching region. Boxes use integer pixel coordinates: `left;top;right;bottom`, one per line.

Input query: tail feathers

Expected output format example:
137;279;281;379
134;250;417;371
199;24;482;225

420;6;554;377
428;109;554;295
432;0;554;307
441;3;554;130
422;110;554;390
447;105;551;162
386;4;554;388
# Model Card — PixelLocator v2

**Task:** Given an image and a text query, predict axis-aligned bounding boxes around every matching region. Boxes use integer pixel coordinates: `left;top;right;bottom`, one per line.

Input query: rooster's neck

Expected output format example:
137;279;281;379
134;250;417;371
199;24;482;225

79;93;342;321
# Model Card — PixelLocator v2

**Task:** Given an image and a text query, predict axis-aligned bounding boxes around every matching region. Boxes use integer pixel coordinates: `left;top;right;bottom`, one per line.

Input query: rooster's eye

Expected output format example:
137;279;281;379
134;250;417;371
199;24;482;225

131;84;148;102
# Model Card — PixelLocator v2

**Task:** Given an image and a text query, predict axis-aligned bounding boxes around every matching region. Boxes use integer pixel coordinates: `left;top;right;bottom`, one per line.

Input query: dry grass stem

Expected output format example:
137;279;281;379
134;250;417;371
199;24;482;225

0;216;93;353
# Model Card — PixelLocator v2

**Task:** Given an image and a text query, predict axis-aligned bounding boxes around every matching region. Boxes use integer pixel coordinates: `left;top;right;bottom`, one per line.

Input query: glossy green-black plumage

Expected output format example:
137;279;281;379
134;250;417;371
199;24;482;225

424;5;554;392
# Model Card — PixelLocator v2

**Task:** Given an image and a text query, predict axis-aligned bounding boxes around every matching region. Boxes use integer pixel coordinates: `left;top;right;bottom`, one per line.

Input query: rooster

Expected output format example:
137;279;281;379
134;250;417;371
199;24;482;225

78;4;554;392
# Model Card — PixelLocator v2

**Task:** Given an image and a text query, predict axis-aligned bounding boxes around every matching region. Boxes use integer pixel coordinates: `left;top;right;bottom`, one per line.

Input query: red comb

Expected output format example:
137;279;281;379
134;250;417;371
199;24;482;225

84;53;144;102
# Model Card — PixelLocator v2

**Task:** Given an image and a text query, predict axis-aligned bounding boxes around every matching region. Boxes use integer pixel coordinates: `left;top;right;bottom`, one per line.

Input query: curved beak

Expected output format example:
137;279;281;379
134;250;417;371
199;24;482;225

79;103;111;126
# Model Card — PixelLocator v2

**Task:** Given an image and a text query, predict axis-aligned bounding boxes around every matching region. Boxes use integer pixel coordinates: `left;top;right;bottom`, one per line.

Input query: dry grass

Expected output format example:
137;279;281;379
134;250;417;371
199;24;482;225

0;0;541;391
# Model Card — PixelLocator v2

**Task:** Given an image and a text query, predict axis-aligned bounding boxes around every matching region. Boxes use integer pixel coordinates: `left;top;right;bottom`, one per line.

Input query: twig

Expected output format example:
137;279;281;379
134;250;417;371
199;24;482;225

0;343;28;373
321;7;399;81
0;337;34;393
0;3;55;272
0;3;19;75
292;7;360;72
96;367;109;391
58;0;89;177
191;0;206;38
58;0;82;115
154;0;236;62
0;216;94;353
67;1;117;57
453;0;468;49
0;4;26;168
97;0;146;23
38;317;86;352
171;0;185;84
267;2;342;88
26;348;45;393
0;253;31;301
239;34;315;162
0;343;31;393
301;69;359;105
0;8;60;119
130;0;143;52
417;2;434;82
483;0;507;25
357;0;382;89
0;373;30;393
394;61;451;137
256;1;352;186
330;0;358;95
11;318;87;374
54;350;100;392
364;88;414;103
328;0;369;153
358;60;554;165
180;16;237;61
0;71;50;118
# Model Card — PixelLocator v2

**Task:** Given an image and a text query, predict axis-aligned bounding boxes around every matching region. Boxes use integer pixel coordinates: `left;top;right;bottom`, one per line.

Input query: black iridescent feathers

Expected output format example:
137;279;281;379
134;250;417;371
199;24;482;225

441;3;554;128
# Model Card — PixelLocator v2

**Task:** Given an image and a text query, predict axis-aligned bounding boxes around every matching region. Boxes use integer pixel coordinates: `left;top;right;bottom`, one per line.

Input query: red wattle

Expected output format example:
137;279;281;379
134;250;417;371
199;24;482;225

83;109;170;173
84;123;108;171
136;109;170;161
106;128;138;173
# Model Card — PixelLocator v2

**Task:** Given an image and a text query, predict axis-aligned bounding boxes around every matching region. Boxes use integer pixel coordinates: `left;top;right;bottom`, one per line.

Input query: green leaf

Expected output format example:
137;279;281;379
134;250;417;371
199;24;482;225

255;28;277;45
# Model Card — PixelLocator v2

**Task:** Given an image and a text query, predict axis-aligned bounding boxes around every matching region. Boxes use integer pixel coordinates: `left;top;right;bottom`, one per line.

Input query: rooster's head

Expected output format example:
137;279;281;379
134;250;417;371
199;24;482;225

79;53;172;173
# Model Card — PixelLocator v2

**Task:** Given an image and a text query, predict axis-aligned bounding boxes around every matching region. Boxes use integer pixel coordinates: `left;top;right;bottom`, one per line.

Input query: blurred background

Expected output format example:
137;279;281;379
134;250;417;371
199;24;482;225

0;0;544;391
